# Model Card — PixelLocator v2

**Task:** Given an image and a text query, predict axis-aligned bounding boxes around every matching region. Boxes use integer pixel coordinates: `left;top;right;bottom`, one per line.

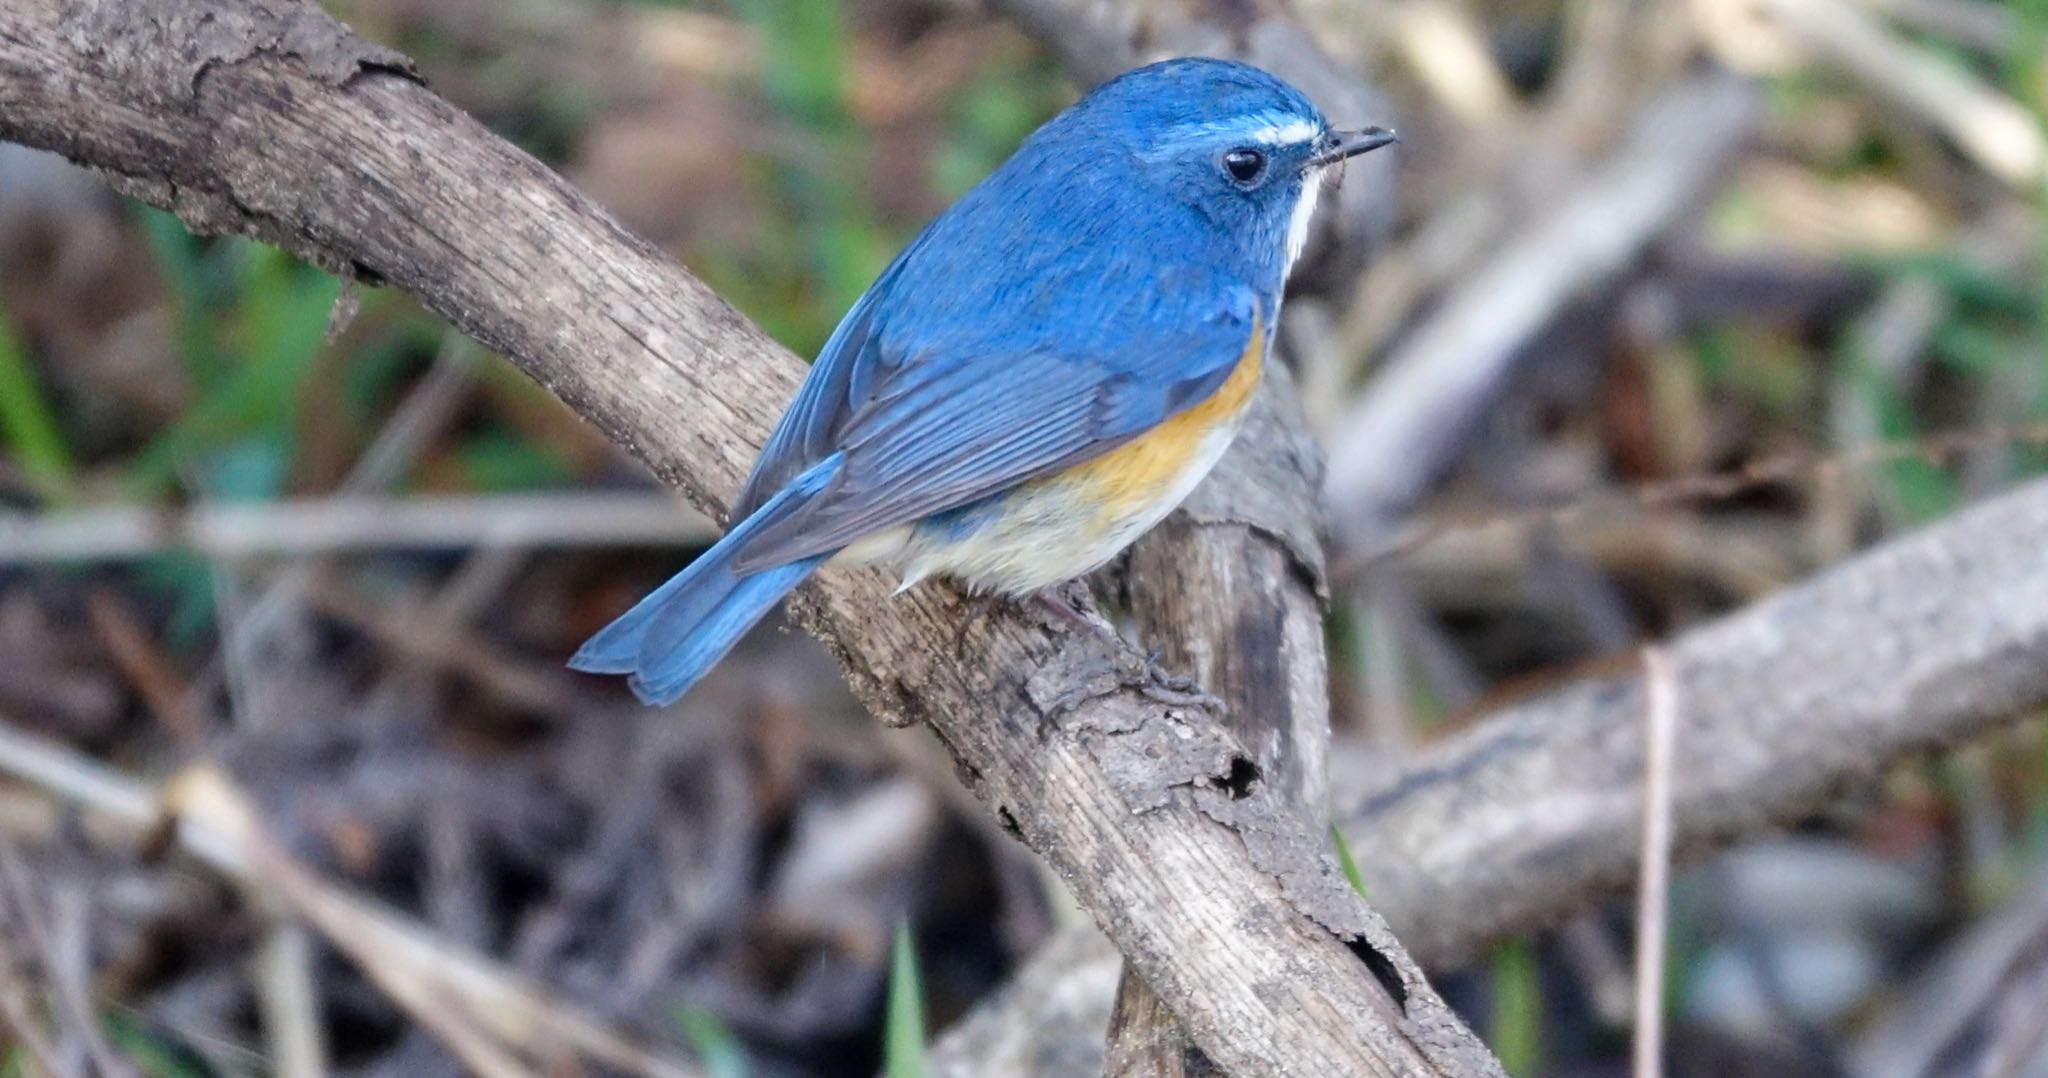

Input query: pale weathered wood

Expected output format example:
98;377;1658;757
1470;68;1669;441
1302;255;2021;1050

0;2;1500;1074
1108;365;1336;1076
1335;476;2048;966
933;477;2048;1067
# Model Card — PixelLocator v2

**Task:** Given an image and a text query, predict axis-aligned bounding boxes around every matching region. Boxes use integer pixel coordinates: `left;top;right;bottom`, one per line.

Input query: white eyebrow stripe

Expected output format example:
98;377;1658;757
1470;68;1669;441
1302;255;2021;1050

1244;118;1321;145
1147;112;1324;157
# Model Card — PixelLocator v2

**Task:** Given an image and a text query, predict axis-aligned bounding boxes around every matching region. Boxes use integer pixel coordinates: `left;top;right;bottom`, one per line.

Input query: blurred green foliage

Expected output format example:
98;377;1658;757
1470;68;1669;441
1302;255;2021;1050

1836;249;2047;522
103;1010;215;1078
0;304;76;500
679;1004;753;1078
933;57;1070;200
134;215;341;501
702;0;893;353
699;0;1060;356
2027;729;2048;867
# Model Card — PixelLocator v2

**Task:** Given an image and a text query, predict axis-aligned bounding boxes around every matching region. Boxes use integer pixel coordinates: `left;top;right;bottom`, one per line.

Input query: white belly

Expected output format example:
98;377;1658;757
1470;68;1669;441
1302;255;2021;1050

836;421;1243;596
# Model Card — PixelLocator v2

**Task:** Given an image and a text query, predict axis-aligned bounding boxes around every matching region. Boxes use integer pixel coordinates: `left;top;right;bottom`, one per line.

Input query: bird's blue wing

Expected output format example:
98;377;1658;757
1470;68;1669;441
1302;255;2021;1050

728;281;1263;572
732;227;938;520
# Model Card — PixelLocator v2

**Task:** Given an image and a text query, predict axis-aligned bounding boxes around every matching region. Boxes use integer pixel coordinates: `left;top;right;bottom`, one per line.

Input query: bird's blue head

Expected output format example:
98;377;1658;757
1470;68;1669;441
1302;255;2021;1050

1012;58;1396;286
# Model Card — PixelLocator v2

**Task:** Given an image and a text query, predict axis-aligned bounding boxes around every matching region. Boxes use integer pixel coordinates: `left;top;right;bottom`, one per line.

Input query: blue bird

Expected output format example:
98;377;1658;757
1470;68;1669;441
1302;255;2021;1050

572;57;1396;705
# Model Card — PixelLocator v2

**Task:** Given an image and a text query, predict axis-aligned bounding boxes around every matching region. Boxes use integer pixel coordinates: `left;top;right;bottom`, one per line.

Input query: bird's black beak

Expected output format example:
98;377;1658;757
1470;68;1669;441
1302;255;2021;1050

1309;126;1399;169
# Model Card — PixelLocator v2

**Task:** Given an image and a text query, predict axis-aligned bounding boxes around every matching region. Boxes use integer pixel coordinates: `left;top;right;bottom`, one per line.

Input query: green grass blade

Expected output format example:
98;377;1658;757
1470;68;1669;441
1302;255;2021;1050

0;305;77;496
1333;825;1370;899
885;919;929;1078
731;0;893;340
102;1009;212;1078
676;1005;750;1078
123;247;341;498
1489;939;1543;1077
137;205;231;391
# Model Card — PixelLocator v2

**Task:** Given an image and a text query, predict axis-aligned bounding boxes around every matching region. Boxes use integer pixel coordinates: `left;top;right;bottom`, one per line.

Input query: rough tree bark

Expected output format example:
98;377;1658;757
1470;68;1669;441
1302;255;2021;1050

1113;364;1336;1076
0;1;1502;1074
932;476;2048;1069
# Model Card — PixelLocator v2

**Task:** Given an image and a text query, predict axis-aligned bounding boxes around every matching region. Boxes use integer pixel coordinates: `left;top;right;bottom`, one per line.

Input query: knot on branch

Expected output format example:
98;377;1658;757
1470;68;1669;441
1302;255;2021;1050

146;0;421;98
1028;678;1245;814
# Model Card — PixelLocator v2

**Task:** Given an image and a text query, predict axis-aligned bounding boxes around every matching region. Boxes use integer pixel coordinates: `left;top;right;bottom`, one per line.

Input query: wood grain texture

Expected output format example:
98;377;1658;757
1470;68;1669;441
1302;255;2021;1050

0;1;1500;1074
1106;362;1337;1076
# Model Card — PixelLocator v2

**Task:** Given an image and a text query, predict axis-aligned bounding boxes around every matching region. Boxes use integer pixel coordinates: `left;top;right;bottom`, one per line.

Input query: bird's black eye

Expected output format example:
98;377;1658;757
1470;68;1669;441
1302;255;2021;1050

1221;148;1267;186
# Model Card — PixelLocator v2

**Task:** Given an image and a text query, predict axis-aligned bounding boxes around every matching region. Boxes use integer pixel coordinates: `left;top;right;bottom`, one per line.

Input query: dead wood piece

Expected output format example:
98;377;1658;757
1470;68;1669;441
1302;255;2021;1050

1107;364;1336;1071
1633;648;1680;1078
0;719;703;1078
1337;477;2048;967
0;494;715;563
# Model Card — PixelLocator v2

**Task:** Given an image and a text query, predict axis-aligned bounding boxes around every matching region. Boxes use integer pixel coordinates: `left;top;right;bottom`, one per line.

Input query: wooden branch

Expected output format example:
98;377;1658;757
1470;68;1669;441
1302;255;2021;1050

1851;866;2048;1077
933;477;2048;1065
0;2;1500;1073
0;719;704;1078
1129;362;1336;816
1109;364;1336;1073
1337;477;2048;966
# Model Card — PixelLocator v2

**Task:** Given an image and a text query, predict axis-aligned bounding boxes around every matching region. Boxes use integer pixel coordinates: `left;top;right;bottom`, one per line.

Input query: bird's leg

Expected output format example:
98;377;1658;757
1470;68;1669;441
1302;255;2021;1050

957;589;1006;643
1029;580;1121;645
1031;581;1221;712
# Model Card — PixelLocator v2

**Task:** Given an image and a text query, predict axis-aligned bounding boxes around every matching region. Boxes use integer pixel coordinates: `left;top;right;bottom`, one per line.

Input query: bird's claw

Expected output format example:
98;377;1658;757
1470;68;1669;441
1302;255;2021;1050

1026;584;1219;712
1114;646;1219;711
1135;660;1221;711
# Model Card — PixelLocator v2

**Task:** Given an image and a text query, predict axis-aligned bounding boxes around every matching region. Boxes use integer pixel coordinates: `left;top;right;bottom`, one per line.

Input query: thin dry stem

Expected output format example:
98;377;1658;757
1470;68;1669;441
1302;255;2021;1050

1633;646;1679;1078
0;493;713;563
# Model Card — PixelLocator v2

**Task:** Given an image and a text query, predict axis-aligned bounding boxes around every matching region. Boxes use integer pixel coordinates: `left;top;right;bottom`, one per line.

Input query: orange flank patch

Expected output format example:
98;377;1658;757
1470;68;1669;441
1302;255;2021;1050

1054;306;1266;518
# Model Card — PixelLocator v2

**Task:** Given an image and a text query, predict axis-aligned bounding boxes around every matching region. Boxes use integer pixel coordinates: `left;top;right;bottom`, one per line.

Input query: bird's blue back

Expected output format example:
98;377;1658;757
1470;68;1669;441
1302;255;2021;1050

728;58;1324;568
573;58;1363;705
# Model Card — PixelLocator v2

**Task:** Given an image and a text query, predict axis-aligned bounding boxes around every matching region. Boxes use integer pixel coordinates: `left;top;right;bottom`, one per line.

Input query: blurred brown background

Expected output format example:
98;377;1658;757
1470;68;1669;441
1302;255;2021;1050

0;0;2044;1074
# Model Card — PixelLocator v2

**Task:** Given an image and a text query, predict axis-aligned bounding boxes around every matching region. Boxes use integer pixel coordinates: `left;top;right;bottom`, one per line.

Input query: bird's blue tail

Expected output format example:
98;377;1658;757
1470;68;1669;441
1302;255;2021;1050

569;457;839;706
